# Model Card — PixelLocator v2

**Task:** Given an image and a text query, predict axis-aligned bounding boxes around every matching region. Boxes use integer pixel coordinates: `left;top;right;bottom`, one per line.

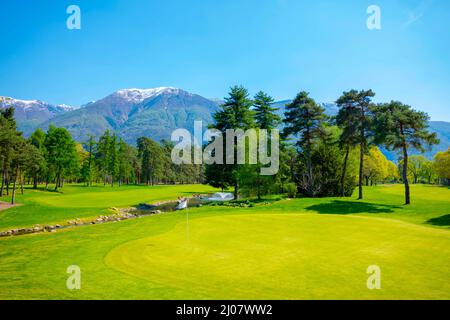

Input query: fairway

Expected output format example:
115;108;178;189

1;184;450;299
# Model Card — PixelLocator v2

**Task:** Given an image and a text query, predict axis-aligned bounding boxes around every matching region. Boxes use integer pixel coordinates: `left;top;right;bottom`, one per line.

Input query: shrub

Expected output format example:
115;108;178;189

285;183;297;198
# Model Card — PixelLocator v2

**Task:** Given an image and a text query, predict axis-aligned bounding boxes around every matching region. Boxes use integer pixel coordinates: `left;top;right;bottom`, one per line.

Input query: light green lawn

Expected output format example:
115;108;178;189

0;184;217;230
0;184;449;299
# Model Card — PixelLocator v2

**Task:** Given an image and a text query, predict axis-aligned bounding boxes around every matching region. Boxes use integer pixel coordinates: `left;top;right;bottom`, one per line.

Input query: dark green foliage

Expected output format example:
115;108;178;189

0;107;21;197
283;91;328;197
253;91;280;129
290;126;356;197
44;125;79;191
137;137;164;185
117;138;137;186
108;134;119;186
10;139;43;203
206;86;255;199
311;132;356;197
28;129;47;189
336;89;376;200
97;130;112;185
214;86;255;130
81;136;96;186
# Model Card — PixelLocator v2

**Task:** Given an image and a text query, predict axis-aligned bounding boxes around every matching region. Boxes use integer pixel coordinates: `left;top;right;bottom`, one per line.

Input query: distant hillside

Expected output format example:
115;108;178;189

39;87;220;144
0;97;78;135
271;100;450;161
381;121;450;161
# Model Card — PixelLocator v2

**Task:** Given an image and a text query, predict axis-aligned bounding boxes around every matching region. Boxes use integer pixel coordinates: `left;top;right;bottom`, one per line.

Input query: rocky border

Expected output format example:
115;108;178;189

0;196;205;238
0;208;162;238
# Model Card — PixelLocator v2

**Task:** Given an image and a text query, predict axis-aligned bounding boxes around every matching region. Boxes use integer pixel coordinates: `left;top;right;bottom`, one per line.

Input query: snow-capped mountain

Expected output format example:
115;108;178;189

39;87;220;143
0;97;78;112
114;87;185;103
0;96;79;134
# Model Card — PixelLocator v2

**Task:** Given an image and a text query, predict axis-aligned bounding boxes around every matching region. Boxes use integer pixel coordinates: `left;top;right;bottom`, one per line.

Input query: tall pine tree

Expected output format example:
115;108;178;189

283;91;327;197
206;86;255;199
373;101;439;204
336;89;375;200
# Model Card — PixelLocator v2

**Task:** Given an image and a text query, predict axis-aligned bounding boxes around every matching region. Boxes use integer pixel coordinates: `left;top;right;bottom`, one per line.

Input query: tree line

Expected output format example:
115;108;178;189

204;86;443;205
1;87;450;206
0;108;203;204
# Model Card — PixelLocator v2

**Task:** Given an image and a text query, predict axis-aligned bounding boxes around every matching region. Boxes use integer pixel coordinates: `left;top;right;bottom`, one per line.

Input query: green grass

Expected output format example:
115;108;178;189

0;184;217;230
0;184;449;299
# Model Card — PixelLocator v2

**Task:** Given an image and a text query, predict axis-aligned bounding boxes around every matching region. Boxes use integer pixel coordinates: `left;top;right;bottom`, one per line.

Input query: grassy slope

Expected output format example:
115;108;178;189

0;184;217;230
0;184;449;299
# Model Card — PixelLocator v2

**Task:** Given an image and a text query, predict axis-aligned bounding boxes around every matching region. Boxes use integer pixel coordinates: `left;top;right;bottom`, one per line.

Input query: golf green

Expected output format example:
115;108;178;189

1;184;450;299
106;213;450;299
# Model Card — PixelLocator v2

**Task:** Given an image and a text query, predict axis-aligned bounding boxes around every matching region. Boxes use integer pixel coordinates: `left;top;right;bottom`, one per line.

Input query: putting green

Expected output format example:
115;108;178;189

106;213;450;300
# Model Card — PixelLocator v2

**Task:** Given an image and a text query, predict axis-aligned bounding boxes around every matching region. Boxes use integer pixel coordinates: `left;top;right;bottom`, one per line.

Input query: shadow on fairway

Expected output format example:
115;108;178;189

305;200;401;215
24;186;64;194
427;214;450;227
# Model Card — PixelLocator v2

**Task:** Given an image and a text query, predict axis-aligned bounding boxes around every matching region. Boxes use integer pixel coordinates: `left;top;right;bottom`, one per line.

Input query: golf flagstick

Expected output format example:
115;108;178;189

186;199;190;242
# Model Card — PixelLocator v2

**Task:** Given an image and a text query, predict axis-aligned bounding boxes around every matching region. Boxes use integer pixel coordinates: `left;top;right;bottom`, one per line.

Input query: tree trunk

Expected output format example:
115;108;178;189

54;173;60;191
234;179;239;200
6;173;9;195
0;164;5;197
402;144;410;205
340;147;350;197
257;180;261;200
358;142;364;200
20;174;24;195
11;167;18;205
306;148;313;197
305;130;314;197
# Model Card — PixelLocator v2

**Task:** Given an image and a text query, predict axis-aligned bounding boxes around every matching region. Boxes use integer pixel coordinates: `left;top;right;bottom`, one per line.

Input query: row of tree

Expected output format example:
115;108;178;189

0;108;203;204
1;87;449;205
434;148;450;185
204;87;441;205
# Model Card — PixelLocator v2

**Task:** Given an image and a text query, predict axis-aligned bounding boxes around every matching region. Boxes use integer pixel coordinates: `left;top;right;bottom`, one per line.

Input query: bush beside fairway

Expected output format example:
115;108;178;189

0;184;449;299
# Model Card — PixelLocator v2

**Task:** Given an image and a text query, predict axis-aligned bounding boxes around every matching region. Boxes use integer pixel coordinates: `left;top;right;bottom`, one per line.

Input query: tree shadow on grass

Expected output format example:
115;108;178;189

305;200;402;215
23;186;64;194
427;214;450;227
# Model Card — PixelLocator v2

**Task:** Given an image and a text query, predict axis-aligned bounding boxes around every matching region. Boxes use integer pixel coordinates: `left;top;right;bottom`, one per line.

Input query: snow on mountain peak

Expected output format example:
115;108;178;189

114;87;182;102
1;96;38;105
0;97;44;110
56;104;79;110
0;96;79;111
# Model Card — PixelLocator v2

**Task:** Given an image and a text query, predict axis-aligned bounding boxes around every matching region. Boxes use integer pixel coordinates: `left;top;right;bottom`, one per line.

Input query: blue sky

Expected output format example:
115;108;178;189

0;0;449;120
